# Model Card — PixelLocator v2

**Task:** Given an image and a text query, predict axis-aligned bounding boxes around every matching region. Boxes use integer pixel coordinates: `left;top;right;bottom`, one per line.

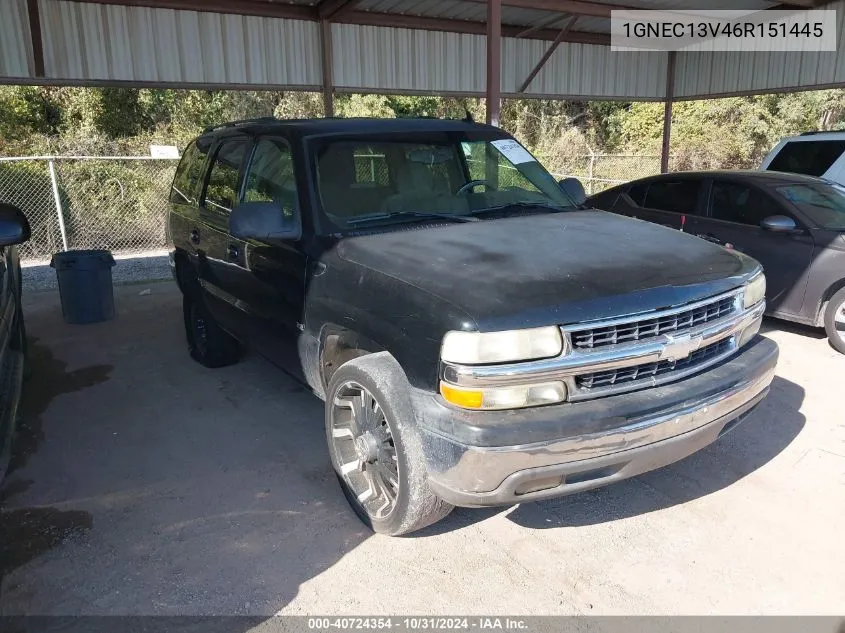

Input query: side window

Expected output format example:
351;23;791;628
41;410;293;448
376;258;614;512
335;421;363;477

203;139;248;213
244;138;298;218
169;138;211;205
767;140;845;177
643;180;701;214
626;183;648;206
709;181;774;226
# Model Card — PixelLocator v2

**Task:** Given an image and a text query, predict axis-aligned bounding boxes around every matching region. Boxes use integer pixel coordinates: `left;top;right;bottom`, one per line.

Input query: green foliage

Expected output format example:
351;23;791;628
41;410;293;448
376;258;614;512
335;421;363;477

4;85;845;175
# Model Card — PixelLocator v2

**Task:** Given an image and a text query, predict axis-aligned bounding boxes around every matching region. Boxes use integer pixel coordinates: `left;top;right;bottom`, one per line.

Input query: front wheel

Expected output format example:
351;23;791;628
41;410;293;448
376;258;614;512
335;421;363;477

823;287;845;355
325;354;452;536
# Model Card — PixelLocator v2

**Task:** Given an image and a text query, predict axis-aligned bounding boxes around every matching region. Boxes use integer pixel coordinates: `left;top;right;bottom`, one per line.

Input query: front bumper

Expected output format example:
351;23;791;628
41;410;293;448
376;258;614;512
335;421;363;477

411;336;778;507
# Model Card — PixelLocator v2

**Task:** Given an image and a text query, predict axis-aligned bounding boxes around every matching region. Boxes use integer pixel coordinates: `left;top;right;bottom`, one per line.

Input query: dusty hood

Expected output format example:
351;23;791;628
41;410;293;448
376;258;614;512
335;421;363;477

337;211;760;331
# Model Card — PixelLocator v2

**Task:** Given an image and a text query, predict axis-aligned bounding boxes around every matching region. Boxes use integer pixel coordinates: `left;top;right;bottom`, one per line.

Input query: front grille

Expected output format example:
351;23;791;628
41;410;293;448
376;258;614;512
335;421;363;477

570;296;736;350
575;338;734;391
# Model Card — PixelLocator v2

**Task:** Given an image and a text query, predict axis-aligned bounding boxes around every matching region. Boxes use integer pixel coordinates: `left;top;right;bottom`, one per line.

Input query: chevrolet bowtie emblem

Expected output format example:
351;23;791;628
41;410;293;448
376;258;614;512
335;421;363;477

659;333;704;362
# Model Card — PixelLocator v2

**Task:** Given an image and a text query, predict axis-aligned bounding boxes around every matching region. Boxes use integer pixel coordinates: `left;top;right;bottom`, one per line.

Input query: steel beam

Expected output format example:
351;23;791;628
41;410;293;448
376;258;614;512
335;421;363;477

320;19;334;117
487;0;502;126
660;51;676;174
26;0;45;77
517;16;576;93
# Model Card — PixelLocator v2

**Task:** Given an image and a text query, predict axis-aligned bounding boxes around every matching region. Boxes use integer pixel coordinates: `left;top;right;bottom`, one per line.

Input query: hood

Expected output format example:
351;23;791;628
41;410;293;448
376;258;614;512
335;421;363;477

337;211;759;331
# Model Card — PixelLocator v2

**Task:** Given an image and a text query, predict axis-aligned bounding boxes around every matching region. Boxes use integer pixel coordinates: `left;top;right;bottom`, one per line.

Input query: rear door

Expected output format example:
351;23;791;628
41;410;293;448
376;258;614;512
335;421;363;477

612;177;707;234
168;137;212;270
197;136;251;331
699;177;815;315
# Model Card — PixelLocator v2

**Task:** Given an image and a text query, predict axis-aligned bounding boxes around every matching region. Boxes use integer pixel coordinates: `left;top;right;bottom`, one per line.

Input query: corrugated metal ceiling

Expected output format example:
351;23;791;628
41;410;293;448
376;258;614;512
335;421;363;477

2;0;845;102
0;0;33;78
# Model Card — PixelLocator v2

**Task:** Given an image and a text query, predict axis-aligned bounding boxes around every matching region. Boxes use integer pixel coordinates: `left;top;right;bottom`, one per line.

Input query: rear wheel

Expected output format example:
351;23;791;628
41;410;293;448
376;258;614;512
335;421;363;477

325;354;452;536
823;287;845;355
182;293;240;368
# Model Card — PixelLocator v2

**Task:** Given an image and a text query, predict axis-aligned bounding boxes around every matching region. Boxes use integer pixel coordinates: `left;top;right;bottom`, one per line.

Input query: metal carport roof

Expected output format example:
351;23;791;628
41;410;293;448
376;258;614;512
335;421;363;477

1;0;844;169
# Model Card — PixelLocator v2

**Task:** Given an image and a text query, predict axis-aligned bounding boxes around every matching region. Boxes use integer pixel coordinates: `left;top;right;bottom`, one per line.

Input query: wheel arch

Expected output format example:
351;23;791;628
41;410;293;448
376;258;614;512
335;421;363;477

318;324;388;396
815;277;845;326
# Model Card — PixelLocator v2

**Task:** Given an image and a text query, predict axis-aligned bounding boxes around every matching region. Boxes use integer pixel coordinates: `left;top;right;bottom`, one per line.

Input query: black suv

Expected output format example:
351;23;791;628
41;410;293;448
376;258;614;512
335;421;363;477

168;117;778;535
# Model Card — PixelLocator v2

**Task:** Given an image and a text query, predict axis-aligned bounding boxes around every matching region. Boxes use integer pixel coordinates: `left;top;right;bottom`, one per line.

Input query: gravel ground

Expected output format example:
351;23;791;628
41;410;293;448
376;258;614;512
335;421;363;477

0;282;843;617
22;251;172;292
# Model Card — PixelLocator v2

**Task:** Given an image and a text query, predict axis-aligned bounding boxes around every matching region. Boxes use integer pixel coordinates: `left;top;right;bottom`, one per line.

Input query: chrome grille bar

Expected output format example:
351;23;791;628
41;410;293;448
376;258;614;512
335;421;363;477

441;291;764;402
567;292;738;350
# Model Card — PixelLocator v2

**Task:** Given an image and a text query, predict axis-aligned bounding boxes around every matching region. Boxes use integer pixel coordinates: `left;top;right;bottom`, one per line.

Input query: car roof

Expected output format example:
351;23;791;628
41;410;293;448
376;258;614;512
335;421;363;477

199;117;506;142
776;131;845;142
618;169;832;188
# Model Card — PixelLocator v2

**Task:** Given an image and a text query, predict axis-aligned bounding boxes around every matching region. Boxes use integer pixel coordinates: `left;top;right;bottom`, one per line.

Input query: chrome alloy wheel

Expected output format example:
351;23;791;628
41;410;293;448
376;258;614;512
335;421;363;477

329;381;400;519
836;299;845;344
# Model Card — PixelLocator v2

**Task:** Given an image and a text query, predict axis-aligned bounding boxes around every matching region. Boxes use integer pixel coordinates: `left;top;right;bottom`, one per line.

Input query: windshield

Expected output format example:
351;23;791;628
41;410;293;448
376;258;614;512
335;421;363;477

773;181;845;230
313;135;576;231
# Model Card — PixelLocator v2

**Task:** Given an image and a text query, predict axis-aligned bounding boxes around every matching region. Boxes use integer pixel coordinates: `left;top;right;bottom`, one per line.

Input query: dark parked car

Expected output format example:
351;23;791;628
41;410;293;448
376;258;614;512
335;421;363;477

589;171;845;353
168;118;777;535
0;203;30;481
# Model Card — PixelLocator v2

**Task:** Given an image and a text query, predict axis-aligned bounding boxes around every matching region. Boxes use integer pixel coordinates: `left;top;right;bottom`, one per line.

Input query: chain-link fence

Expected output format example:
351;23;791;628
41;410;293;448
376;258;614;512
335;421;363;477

0;152;667;263
543;154;672;194
0;156;178;262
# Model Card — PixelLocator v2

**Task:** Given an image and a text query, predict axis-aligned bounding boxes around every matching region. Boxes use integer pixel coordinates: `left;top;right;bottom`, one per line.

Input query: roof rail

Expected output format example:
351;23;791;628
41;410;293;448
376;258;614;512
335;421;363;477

799;130;830;136
202;117;278;134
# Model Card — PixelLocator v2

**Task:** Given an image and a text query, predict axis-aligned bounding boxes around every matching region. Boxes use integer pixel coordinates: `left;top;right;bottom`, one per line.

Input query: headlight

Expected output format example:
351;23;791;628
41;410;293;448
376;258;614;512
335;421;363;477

743;273;766;309
439;381;567;410
440;327;564;364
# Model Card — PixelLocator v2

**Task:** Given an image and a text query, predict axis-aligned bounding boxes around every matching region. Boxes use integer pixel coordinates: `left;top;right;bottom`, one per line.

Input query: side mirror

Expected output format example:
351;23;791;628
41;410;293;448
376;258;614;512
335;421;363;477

558;177;587;206
760;215;797;233
229;201;301;242
0;203;31;247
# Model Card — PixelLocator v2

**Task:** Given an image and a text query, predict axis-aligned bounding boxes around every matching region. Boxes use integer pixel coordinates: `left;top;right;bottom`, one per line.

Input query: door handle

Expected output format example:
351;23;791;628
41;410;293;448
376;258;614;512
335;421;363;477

227;244;240;260
696;233;722;244
311;261;327;276
190;229;200;245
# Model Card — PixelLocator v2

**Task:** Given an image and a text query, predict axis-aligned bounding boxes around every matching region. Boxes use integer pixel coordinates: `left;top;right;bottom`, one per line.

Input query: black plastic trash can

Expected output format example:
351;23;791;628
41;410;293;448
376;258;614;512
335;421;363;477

50;249;116;324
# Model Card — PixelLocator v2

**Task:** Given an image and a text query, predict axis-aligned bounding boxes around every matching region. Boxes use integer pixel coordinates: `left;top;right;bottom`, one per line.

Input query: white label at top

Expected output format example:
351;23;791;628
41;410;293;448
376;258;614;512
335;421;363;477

149;145;180;159
491;139;536;165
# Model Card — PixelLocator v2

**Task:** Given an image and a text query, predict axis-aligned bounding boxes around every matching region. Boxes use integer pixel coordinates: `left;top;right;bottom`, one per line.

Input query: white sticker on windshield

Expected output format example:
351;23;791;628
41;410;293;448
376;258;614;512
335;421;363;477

491;139;536;165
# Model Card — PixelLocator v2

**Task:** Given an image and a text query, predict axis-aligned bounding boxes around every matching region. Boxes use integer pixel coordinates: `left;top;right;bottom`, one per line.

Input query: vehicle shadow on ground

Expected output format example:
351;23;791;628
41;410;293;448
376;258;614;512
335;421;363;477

761;316;826;340
0;285;371;621
422;374;805;535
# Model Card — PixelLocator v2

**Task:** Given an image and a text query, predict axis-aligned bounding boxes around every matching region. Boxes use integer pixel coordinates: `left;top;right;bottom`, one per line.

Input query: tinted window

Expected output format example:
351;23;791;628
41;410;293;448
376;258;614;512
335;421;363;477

169;138;211;205
203;139;248;213
626;183;648;206
643;180;700;214
774;182;845;230
710;181;775;226
767;140;845;177
244;138;297;218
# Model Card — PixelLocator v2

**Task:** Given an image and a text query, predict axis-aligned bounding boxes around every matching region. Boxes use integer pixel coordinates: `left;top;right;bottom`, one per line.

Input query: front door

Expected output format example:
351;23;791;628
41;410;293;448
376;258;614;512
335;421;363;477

222;137;308;378
700;178;815;316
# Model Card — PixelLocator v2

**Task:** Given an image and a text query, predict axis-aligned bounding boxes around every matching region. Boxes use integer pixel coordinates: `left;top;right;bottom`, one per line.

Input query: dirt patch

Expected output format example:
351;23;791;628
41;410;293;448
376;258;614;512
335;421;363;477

0;506;93;577
8;338;112;476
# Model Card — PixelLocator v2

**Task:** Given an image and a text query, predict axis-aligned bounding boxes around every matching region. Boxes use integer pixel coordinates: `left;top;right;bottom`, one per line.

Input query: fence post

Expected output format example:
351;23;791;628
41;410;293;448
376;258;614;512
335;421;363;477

587;154;595;195
48;160;69;252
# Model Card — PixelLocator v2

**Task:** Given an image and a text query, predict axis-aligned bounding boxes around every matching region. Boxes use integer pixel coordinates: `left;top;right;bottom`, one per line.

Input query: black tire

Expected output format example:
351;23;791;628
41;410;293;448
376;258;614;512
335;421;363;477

823;286;845;355
182;293;240;368
325;353;453;536
11;302;31;381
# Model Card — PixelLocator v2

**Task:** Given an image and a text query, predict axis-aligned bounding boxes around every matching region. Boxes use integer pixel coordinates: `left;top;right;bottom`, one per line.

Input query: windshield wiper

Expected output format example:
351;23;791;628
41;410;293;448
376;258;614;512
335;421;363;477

468;202;571;217
346;211;478;226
